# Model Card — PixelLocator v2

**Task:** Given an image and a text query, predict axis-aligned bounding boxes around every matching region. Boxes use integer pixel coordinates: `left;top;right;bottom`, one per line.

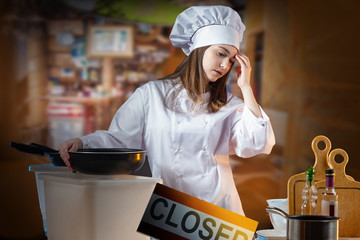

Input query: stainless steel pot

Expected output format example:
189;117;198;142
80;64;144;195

266;206;339;240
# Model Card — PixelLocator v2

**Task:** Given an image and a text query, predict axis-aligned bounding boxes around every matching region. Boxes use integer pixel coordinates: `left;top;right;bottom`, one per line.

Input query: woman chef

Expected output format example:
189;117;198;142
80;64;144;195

59;5;275;216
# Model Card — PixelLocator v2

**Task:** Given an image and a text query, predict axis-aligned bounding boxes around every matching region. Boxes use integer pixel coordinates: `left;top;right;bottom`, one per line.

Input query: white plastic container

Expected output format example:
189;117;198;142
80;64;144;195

29;164;71;236
37;171;161;240
266;198;288;236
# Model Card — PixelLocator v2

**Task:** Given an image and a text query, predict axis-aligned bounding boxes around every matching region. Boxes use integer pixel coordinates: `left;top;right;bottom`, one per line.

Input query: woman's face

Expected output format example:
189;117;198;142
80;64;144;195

202;44;238;82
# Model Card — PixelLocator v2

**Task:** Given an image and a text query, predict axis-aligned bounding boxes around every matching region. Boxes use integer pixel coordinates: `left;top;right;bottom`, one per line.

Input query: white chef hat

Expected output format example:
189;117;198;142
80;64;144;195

170;5;246;55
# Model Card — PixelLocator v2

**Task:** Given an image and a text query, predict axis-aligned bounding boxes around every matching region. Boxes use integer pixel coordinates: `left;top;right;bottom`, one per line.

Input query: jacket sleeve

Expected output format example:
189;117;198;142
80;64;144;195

229;104;275;158
80;86;146;149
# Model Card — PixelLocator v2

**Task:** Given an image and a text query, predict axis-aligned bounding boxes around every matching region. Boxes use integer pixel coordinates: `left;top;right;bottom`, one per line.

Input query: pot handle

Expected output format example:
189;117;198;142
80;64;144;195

265;206;289;219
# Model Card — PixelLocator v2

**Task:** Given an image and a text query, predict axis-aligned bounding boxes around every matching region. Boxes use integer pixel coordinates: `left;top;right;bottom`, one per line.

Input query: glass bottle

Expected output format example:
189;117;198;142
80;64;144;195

321;169;338;216
301;167;318;215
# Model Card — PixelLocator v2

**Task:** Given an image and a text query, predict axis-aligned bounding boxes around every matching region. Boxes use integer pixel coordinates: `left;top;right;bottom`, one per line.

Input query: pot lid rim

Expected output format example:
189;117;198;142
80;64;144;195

288;215;340;221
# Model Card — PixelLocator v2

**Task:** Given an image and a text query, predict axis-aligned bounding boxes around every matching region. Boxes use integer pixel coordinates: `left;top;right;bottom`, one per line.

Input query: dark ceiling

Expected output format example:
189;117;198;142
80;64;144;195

0;0;246;25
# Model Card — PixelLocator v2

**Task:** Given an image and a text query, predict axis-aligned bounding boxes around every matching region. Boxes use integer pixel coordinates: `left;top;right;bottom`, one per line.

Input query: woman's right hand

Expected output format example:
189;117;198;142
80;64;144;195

59;138;83;171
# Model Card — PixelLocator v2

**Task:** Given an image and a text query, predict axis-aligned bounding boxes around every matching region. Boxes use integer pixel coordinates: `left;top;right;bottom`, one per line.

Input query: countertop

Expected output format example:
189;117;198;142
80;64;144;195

257;237;360;240
255;230;360;240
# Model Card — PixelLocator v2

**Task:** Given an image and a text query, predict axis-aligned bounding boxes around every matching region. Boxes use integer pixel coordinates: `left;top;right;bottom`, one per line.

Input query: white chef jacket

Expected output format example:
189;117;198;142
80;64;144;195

80;79;275;216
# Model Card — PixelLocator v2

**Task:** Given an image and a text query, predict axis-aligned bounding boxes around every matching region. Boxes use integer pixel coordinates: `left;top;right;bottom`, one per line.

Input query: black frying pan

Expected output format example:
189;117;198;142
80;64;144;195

10;142;146;175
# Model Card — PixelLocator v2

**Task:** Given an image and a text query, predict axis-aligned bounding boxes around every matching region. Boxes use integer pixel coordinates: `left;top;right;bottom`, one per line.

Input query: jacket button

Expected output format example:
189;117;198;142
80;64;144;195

177;120;181;124
201;146;207;151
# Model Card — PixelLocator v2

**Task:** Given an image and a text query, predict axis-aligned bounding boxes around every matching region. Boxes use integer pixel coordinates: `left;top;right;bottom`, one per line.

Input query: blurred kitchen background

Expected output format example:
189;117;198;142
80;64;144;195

0;0;359;239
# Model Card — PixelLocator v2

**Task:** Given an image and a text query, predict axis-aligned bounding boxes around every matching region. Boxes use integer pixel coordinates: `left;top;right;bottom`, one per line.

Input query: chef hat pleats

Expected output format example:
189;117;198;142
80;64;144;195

170;5;246;55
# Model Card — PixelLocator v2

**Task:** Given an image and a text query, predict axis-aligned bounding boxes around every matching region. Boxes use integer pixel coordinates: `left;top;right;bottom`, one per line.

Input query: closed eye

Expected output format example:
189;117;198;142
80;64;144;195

217;52;226;57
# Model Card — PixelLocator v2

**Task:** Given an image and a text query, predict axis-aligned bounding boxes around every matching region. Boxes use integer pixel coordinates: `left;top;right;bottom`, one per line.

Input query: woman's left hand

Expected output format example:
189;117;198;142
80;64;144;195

235;53;252;89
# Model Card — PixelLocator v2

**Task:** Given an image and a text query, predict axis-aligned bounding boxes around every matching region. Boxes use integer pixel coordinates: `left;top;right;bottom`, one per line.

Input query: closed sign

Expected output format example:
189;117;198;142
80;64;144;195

137;183;258;240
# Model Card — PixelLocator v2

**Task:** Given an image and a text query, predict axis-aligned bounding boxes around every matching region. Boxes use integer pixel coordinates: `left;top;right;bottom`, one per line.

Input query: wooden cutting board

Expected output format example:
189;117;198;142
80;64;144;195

287;135;360;237
316;148;360;237
287;135;332;216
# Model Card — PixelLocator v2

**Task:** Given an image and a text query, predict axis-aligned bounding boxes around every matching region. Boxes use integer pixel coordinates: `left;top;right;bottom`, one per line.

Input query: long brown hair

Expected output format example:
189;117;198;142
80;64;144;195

160;46;232;113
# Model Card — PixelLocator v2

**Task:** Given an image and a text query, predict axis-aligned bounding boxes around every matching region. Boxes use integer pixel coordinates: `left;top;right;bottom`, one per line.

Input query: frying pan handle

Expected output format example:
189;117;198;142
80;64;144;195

266;206;289;219
30;142;57;153
10;142;45;156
